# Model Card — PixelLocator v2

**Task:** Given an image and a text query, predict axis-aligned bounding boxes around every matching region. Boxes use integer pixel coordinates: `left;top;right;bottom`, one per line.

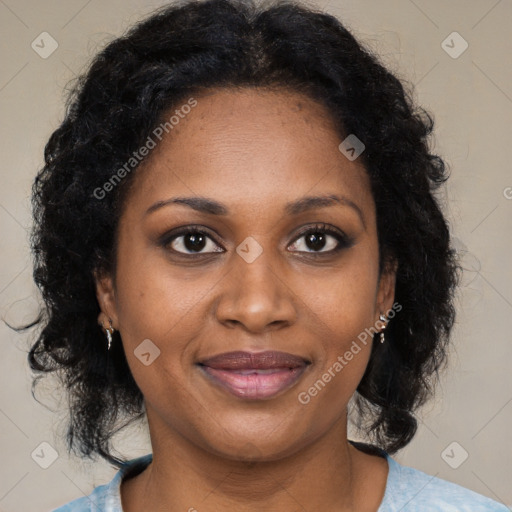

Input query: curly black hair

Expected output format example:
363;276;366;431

18;0;460;468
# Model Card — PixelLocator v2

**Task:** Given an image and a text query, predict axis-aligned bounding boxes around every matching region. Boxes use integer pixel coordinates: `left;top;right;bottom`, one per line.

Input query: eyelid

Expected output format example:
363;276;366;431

290;223;348;242
158;224;224;253
288;223;353;253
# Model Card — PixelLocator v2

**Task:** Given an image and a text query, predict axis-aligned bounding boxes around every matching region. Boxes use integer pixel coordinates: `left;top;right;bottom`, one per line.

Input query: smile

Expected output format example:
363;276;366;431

196;350;311;400
198;365;309;400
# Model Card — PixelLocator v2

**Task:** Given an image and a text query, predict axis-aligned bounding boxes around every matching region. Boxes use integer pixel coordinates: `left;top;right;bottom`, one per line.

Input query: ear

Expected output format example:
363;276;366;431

375;258;398;320
94;269;118;329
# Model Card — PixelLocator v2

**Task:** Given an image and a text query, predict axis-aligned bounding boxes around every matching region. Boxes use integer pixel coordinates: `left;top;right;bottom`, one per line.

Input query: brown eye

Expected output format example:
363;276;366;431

162;228;224;255
288;224;353;254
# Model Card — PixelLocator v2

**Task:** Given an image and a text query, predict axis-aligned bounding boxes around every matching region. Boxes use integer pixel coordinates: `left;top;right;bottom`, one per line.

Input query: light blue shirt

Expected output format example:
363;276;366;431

52;448;509;511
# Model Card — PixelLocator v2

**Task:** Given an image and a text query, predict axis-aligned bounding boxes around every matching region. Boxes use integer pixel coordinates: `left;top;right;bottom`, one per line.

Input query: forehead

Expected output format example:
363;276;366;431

122;87;374;220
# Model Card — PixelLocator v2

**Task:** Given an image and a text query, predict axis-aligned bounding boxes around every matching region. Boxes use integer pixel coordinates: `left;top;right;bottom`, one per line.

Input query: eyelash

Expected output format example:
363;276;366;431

159;223;353;258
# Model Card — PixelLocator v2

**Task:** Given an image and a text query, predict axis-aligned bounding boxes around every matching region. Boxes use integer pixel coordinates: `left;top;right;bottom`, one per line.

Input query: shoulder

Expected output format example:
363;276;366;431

51;454;153;512
51;481;110;511
379;454;509;511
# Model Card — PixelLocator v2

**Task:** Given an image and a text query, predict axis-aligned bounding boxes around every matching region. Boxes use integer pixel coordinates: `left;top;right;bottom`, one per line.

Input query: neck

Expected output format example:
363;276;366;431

121;410;387;512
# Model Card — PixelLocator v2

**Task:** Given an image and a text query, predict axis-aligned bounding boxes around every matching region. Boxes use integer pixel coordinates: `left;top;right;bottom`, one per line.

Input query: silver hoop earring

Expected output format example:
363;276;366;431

379;313;388;344
104;318;114;350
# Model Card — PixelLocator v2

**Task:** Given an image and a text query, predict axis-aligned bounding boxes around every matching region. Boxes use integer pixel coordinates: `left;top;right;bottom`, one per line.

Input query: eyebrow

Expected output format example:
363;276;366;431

145;194;365;228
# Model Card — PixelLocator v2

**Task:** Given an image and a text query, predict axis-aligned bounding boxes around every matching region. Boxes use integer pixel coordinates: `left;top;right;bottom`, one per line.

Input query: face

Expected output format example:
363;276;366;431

96;87;396;461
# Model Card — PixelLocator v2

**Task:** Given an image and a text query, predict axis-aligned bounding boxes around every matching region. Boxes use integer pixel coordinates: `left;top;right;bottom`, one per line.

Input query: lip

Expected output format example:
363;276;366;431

198;350;310;370
197;351;311;400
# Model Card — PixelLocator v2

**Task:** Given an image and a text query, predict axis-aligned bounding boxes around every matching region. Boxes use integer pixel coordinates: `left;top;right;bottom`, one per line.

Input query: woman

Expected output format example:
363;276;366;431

24;0;507;510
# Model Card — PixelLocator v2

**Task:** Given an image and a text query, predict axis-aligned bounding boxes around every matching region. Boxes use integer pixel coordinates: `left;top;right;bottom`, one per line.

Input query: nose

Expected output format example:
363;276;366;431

214;250;297;333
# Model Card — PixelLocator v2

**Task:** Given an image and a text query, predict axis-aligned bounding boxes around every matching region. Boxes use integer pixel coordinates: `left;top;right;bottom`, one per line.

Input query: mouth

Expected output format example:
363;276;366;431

196;350;311;400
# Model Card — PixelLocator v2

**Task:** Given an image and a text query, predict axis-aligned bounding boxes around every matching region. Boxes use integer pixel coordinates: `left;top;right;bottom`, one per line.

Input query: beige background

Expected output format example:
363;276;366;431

1;0;511;510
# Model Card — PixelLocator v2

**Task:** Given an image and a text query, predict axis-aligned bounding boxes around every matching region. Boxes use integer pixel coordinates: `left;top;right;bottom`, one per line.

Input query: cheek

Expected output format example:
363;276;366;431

114;243;211;342
113;264;198;403
295;269;376;418
113;251;203;388
302;252;379;349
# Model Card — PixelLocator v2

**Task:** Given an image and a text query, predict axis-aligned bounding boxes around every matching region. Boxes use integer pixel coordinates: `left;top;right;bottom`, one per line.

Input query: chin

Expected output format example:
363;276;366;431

201;433;303;463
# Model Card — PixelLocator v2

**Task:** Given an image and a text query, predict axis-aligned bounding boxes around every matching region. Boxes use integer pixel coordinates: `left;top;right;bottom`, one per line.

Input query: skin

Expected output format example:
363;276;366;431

95;87;397;511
